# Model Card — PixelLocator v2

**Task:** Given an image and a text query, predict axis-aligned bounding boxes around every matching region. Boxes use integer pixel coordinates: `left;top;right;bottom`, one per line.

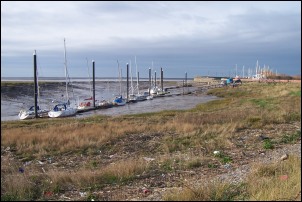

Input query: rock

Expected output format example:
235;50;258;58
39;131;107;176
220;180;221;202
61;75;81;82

143;157;155;162
38;160;45;165
258;134;269;140
280;154;288;161
18;167;25;173
223;163;231;169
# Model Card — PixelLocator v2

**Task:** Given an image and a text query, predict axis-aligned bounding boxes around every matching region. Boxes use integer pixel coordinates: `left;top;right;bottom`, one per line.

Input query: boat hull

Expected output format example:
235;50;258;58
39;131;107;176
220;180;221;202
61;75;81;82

19;109;49;120
48;108;77;118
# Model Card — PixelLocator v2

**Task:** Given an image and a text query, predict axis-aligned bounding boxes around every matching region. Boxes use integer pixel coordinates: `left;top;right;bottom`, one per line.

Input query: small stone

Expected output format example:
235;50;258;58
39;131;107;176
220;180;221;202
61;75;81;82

280;154;288;161
258;134;269;140
19;167;24;173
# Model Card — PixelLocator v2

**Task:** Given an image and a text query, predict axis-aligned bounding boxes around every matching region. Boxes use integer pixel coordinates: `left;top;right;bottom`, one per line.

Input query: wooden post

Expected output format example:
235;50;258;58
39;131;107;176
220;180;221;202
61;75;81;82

149;68;151;95
92;60;95;108
126;63;129;102
161;67;163;93
34;50;38;118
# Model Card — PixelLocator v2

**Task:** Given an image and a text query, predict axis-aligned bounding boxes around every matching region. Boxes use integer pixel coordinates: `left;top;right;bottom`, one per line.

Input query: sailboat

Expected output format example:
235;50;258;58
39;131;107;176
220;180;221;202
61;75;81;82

48;39;78;118
112;60;126;106
128;60;138;103
77;58;95;111
18;50;49;120
133;56;147;101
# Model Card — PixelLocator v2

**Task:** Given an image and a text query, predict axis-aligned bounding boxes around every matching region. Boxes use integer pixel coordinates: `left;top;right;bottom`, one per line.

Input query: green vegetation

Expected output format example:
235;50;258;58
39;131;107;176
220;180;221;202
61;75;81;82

214;152;232;164
280;130;301;144
263;139;274;150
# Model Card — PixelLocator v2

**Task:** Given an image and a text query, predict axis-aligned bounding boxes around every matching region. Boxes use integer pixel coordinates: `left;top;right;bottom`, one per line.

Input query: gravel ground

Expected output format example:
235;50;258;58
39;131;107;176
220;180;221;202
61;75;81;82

132;142;301;201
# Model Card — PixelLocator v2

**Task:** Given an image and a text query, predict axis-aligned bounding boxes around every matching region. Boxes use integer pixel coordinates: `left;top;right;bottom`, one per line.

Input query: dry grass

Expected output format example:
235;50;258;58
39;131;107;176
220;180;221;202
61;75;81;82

1;157;148;200
247;155;301;201
1;81;301;201
163;181;247;201
163;155;301;201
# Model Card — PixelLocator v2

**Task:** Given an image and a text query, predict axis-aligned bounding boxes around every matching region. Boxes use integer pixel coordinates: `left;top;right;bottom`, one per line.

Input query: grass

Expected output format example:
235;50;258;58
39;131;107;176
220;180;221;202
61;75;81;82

263;139;274;149
280;130;301;144
247;155;301;201
163;155;301;201
214;152;232;164
1;81;301;201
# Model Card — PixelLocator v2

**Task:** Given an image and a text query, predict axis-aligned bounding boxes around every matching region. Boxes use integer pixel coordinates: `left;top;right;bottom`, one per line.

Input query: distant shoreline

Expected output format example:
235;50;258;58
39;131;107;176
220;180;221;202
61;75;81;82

1;77;194;82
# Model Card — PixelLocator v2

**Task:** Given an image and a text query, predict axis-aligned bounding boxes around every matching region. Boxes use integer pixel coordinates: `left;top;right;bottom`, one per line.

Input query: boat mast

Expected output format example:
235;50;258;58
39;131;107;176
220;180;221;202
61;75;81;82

86;57;92;97
135;56;139;94
64;38;69;103
130;60;134;95
117;60;122;96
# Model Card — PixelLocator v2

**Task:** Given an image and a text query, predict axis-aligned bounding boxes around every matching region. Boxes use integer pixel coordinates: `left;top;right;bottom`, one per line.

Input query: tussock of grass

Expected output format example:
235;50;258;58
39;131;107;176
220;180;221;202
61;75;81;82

163;155;301;201
247;155;301;201
1;158;148;200
163;181;247;201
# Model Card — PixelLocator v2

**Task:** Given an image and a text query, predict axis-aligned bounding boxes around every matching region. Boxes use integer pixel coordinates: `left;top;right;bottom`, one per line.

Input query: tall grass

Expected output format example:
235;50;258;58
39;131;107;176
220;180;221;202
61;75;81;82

163;155;301;201
247;155;301;201
1;157;148;200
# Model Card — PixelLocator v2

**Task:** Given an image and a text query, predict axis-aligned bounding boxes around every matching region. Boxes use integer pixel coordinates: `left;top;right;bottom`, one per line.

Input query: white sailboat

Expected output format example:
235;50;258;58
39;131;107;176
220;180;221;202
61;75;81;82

128;60;138;103
77;58;95;111
133;56;147;101
112;60;127;106
150;69;160;96
48;39;77;118
18;50;49;120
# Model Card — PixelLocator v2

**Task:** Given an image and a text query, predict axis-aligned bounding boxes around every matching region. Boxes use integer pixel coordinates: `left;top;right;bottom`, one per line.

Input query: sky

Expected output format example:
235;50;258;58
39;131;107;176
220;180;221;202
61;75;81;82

1;1;301;78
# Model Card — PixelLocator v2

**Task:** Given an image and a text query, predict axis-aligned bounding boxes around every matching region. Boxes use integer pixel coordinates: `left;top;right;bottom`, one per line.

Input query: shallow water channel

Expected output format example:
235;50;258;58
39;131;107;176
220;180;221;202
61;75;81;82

1;81;218;121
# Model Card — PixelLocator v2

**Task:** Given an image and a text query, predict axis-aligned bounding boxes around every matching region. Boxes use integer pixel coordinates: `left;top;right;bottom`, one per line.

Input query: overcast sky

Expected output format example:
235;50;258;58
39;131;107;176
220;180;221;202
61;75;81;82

1;1;301;78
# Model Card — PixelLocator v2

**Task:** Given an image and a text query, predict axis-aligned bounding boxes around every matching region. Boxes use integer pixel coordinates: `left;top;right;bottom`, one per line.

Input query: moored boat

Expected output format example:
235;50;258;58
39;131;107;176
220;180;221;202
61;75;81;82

112;95;126;106
18;50;49;120
48;38;77;118
48;103;77;118
19;106;49;120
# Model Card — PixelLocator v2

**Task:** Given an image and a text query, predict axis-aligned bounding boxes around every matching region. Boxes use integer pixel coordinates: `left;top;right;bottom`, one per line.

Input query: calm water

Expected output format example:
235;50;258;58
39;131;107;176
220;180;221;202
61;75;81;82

1;79;217;121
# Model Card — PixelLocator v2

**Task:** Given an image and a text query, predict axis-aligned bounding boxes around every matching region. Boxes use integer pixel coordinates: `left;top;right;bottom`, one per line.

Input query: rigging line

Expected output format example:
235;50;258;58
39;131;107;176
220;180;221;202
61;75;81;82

117;60;122;95
66;66;75;101
135;56;139;94
86;57;92;96
36;53;42;105
64;39;75;102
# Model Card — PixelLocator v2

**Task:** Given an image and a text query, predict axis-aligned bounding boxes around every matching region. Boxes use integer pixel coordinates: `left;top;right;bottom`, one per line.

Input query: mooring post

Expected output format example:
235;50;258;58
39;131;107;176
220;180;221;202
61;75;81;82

92;60;95;108
149;68;151;95
161;67;163;93
126;63;129;102
34;50;38;118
